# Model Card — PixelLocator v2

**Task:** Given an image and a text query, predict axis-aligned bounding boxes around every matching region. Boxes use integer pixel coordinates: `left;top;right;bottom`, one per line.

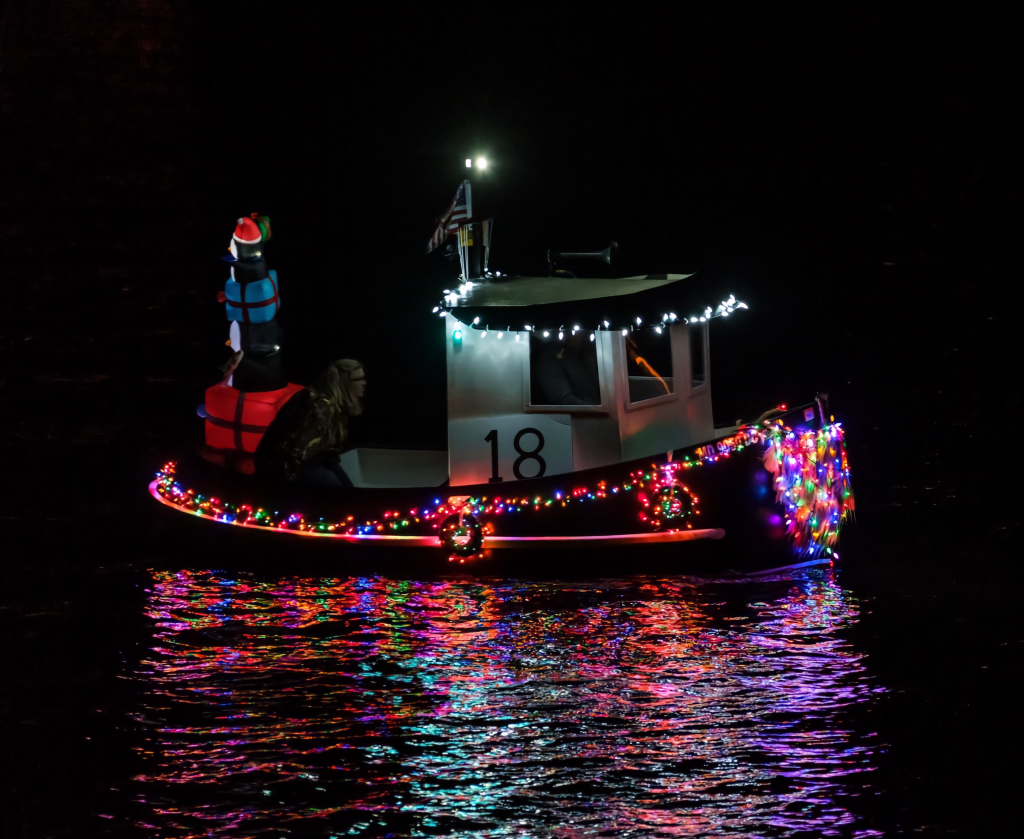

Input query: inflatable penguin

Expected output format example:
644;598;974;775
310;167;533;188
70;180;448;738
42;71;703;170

203;215;302;455
222;215;286;392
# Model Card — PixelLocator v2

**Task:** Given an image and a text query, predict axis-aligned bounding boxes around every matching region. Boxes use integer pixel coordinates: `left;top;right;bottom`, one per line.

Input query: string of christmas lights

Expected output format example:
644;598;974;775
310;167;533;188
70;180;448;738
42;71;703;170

151;419;851;557
764;422;854;559
431;293;748;340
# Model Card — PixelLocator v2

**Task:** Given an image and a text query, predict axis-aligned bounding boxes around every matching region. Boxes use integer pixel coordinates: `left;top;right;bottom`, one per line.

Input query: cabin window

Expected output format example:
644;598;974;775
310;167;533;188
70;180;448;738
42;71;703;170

689;323;706;389
528;331;601;406
626;329;674;403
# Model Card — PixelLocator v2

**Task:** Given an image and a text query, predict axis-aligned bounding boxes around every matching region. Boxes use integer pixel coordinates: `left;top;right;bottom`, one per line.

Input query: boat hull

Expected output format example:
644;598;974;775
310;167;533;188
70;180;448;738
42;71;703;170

147;414;851;576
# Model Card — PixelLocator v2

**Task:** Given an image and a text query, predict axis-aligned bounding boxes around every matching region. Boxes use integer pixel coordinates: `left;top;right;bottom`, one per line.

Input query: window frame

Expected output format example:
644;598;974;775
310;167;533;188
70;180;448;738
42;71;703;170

522;331;611;414
688;321;710;395
616;327;682;413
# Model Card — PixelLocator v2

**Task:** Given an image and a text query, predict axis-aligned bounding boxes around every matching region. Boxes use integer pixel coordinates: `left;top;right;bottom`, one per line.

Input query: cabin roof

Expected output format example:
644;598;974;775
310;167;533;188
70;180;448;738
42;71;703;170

449;274;693;308
438;272;747;332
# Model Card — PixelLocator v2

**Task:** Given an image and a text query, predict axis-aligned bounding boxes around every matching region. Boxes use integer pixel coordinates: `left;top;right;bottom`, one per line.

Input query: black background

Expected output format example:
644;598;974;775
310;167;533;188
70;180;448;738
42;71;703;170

1;4;1019;836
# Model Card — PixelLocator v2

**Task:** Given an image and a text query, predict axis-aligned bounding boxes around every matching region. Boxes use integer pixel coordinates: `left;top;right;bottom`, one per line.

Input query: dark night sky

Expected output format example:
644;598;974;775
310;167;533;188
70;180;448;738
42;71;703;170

0;3;1018;524
0;7;1021;836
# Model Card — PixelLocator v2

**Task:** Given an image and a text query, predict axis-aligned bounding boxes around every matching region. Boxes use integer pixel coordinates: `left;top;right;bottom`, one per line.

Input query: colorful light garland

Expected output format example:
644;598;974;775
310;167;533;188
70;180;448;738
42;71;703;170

151;418;852;559
764;422;854;558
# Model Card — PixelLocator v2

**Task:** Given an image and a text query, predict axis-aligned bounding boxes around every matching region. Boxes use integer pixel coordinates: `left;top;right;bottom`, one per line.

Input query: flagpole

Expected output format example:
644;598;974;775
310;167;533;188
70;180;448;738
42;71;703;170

461;178;472;279
458;225;468;280
483;218;492;274
463;179;471;279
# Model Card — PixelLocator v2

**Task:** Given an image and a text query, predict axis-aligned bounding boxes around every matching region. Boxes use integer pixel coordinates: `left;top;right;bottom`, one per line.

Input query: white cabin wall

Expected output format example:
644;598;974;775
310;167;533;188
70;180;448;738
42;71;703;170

614;321;714;460
445;314;575;486
680;321;714;446
569;331;623;470
445;314;529;419
445;315;622;483
444;315;716;484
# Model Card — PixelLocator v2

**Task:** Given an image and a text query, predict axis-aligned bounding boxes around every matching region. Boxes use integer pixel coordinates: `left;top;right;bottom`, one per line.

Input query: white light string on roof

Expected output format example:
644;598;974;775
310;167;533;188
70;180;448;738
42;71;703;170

430;295;748;340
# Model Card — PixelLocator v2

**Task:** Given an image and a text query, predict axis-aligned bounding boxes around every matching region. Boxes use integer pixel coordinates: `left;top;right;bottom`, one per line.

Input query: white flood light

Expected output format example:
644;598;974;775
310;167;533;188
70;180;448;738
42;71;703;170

543;331;550;337
473;316;480;324
621;329;628;336
466;159;472;168
476;157;487;169
589;333;595;341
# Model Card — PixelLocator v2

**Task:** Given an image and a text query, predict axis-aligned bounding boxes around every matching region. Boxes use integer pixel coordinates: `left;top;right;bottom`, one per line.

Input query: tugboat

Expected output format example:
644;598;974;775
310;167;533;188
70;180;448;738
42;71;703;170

150;213;854;574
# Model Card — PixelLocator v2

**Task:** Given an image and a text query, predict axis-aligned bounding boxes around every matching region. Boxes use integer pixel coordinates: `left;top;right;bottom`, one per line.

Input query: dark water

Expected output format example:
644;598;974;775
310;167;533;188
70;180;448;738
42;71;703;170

120;570;878;837
5;549;1018;838
2;4;1018;838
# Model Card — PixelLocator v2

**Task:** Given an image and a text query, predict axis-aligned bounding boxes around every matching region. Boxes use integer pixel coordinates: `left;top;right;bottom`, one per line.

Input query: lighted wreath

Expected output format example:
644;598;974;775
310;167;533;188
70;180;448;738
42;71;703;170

438;512;484;557
653;484;694;521
636;466;699;531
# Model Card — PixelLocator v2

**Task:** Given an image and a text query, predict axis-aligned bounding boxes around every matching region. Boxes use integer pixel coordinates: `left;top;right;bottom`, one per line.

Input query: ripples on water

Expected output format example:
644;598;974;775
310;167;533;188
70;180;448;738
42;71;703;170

122;568;885;837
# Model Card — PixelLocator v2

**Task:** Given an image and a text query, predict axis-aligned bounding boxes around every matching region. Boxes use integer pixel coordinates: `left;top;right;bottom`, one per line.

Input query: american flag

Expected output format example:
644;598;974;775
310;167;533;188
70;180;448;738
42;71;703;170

426;180;473;254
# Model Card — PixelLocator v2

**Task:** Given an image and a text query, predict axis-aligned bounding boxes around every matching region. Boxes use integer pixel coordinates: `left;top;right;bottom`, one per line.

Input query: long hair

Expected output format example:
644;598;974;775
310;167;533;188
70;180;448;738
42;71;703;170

310;359;364;447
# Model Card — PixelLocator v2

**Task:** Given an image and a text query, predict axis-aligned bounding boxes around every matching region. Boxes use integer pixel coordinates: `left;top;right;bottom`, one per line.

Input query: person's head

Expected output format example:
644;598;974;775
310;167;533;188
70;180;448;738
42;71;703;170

313;359;366;419
563;330;591;353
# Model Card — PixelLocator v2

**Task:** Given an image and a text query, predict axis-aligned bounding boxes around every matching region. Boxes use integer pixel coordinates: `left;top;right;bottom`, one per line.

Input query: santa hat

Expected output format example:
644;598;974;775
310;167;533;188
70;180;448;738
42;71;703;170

233;216;262;245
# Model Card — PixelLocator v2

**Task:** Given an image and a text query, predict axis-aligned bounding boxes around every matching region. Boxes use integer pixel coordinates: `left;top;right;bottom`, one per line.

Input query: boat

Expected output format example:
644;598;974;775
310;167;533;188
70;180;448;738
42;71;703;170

149;218;854;574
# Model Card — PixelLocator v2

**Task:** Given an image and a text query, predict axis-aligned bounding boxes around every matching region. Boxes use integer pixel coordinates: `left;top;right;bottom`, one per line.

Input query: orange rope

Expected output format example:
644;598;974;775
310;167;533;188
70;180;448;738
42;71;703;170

634;356;671;394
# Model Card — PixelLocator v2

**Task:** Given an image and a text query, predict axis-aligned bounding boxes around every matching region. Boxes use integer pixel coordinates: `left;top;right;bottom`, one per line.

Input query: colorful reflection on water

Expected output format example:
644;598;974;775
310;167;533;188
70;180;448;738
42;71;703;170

124;568;884;837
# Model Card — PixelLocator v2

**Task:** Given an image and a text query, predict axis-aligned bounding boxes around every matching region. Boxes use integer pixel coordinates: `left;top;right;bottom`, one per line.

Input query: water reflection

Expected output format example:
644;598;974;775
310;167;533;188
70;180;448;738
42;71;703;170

125;569;884;837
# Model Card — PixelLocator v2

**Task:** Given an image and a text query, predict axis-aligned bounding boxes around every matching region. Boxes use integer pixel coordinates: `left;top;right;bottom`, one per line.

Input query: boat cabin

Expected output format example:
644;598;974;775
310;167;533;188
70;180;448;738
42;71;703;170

338;273;746;488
